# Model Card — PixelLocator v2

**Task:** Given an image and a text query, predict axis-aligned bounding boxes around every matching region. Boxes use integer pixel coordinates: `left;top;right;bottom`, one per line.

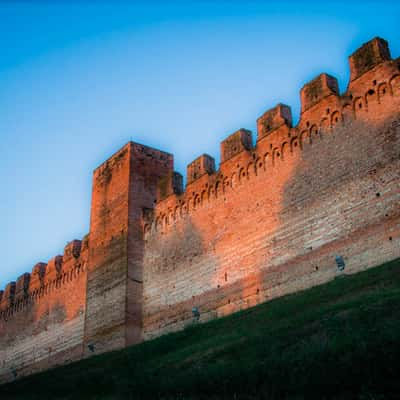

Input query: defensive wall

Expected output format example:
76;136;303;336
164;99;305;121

1;36;399;383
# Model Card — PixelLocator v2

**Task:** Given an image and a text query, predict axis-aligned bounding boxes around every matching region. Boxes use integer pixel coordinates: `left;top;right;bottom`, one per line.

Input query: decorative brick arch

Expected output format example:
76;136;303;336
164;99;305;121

290;137;300;153
281;142;289;159
389;74;400;96
255;157;263;174
300;130;310;148
353;96;365;117
309;124;319;138
378;82;389;102
247;162;255;177
331;111;341;127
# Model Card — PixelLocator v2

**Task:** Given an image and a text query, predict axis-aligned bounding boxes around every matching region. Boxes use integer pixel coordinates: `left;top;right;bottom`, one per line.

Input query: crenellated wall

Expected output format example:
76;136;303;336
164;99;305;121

141;37;400;338
0;36;399;384
0;237;89;382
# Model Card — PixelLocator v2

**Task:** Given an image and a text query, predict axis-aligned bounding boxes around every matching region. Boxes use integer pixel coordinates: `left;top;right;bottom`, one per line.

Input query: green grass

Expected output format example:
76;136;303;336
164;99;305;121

1;259;400;399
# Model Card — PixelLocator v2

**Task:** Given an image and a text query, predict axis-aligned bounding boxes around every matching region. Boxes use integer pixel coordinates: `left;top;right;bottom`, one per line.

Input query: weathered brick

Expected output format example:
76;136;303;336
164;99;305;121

1;36;400;384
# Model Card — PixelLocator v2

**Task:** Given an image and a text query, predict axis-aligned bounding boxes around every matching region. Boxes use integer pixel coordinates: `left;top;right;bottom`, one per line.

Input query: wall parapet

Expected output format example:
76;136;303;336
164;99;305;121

349;37;391;82
0;237;88;322
1;35;400;385
143;37;400;237
257;103;292;140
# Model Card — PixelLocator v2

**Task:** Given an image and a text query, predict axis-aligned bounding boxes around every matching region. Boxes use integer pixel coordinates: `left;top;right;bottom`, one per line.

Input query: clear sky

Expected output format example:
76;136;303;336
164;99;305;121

0;1;399;289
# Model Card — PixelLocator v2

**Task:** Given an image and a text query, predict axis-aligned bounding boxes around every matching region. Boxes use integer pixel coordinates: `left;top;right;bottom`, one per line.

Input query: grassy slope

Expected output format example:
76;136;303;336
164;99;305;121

1;259;400;400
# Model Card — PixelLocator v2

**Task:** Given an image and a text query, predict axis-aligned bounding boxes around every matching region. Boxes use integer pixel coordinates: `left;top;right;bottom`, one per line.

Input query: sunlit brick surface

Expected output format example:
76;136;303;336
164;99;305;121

1;37;399;383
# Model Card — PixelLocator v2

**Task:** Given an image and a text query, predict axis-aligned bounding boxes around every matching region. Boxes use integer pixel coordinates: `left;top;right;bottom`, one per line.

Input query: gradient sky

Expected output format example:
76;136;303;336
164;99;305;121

0;1;399;289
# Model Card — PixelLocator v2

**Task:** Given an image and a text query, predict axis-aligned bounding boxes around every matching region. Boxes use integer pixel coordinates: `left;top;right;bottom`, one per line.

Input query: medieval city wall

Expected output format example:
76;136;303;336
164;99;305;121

0;36;399;384
0;239;88;382
141;38;400;339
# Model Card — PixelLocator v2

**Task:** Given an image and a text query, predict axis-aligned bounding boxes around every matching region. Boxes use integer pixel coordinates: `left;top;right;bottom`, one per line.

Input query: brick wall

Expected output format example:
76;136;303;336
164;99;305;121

1;36;399;384
0;238;88;382
83;142;173;357
141;38;400;338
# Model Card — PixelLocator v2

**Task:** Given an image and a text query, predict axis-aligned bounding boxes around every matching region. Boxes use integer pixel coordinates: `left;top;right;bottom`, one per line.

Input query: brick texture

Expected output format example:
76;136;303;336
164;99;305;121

1;37;399;383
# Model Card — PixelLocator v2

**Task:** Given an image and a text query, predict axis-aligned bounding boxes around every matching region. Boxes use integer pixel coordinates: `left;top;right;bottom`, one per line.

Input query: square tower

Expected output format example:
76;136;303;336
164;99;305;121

83;142;173;355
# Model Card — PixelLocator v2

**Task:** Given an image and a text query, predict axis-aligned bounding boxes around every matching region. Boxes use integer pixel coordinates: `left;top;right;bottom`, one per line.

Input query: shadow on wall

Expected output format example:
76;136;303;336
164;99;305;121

142;43;400;336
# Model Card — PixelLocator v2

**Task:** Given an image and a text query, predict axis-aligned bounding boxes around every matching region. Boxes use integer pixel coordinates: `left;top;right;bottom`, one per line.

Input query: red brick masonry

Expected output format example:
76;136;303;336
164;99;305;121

1;37;399;383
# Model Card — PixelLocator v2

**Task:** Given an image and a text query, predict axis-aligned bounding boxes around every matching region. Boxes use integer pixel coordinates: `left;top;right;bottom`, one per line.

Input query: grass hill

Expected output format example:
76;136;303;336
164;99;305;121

1;258;400;399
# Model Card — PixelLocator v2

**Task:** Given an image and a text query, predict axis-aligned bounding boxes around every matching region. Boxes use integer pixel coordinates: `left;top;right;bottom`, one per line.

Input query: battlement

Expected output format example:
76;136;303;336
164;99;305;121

15;273;30;300
1;282;15;309
187;154;216;185
300;73;339;113
64;240;82;260
4;36;397;296
349;37;391;82
144;36;400;236
3;36;399;311
220;129;253;163
46;255;63;279
257;104;292;140
0;235;88;321
1;35;400;384
157;171;183;201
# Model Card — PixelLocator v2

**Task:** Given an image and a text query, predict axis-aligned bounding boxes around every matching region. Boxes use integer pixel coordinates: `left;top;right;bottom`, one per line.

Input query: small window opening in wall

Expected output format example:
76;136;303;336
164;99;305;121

373;80;377;85
335;117;339;123
376;192;381;197
326;108;330;114
88;344;95;353
382;88;386;95
256;288;260;294
349;94;353;100
306;121;310;127
258;162;263;168
368;89;375;95
389;236;393;241
315;266;319;271
335;255;345;271
294;142;298;147
225;272;228;282
359;102;363;109
277;152;280;157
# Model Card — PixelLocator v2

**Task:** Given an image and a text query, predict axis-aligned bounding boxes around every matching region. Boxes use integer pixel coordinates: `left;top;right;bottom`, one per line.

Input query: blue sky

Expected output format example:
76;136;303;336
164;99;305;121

0;1;399;288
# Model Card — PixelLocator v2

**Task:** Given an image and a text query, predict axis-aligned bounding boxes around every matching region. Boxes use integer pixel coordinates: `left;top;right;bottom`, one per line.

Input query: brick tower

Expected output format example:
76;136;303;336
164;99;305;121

83;142;173;355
